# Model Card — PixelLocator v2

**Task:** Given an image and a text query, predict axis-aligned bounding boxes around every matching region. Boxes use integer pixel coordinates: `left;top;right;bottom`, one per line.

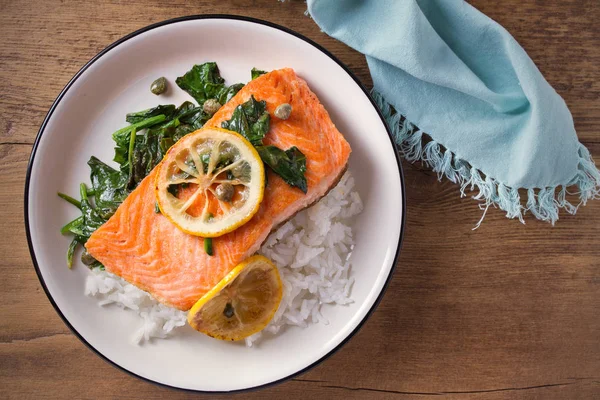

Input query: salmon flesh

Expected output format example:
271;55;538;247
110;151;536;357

85;68;351;310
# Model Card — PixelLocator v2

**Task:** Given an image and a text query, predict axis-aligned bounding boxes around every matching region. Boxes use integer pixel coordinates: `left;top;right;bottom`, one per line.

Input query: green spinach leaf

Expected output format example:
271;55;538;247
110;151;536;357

176;62;223;104
125;105;176;124
178;108;209;131
60;184;107;269
61;184;106;243
221;95;270;146
79;183;105;234
88;156;128;217
176;62;243;107
251;68;267;80
173;101;200;120
256;145;307;193
217;83;244;105
112;114;167;145
221;96;307;192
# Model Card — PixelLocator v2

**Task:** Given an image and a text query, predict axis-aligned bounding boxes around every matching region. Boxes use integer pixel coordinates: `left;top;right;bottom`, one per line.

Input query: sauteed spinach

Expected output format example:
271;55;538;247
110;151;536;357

59;63;307;268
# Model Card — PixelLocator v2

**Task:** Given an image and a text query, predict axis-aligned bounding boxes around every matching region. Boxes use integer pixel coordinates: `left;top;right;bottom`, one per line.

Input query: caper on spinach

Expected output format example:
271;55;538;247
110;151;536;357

203;99;222;115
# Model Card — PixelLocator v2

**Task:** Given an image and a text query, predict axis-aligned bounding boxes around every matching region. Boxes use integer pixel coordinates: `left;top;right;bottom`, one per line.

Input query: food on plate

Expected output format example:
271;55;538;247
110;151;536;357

150;77;168;95
59;63;358;344
187;255;283;341
155;127;265;237
85;68;351;311
251;67;267;80
202;99;221;115
274;103;292;120
59;62;245;268
84;172;361;345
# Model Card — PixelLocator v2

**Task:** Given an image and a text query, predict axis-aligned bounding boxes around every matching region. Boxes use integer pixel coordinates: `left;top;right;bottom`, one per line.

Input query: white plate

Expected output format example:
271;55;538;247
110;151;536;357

25;16;405;393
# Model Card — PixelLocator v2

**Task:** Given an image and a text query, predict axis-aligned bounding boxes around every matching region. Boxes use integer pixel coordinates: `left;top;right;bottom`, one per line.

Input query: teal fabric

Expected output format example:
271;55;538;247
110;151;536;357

307;0;581;189
305;0;600;224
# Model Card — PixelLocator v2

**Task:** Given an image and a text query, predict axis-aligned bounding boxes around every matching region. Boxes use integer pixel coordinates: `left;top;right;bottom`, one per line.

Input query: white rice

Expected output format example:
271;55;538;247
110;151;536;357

84;270;187;343
84;171;362;346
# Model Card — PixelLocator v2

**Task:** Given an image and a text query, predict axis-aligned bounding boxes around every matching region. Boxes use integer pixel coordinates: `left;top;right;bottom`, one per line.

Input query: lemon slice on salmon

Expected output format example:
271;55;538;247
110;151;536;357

156;127;264;237
187;255;283;341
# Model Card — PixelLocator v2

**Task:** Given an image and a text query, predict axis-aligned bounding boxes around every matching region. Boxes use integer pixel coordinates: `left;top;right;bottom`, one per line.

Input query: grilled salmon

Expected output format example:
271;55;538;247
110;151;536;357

85;68;351;310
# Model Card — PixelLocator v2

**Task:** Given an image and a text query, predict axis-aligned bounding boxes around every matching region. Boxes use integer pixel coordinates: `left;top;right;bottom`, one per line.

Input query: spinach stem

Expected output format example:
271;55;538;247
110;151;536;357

57;192;81;209
127;127;137;180
203;212;215;256
61;216;83;235
80;183;89;202
67;238;78;269
112;114;167;138
204;237;213;256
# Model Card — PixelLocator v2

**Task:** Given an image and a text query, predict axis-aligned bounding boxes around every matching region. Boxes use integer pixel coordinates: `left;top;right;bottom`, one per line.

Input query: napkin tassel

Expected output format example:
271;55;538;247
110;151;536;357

373;92;600;226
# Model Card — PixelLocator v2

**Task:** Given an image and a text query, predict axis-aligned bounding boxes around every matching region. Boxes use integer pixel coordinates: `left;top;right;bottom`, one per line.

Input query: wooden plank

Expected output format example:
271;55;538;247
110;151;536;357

1;0;599;399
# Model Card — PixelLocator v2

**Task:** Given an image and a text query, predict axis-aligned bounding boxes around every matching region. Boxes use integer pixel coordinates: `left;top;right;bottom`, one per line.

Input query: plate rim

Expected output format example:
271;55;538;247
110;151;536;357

24;14;406;394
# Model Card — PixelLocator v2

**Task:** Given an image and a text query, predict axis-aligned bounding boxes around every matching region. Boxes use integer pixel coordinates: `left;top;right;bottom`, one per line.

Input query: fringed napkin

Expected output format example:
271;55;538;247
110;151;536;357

307;0;600;225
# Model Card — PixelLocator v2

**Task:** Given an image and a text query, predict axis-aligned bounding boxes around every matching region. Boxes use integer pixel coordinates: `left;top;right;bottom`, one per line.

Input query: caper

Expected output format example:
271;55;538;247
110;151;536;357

81;250;97;266
231;162;250;180
203;98;222;115
217;145;236;166
223;302;235;318
274;103;292;120
150;77;167;95
215;182;234;202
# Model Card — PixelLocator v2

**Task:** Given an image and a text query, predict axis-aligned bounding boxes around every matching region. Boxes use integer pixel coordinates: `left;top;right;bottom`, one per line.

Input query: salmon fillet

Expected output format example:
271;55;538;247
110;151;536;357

85;68;351;311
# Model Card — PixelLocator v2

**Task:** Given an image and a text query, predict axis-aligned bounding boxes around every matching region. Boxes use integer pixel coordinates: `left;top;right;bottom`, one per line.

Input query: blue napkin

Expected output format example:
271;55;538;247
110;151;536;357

307;0;600;225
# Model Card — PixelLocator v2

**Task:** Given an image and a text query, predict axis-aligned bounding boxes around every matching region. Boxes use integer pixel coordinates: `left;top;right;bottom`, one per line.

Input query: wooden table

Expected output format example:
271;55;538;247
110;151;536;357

1;1;598;399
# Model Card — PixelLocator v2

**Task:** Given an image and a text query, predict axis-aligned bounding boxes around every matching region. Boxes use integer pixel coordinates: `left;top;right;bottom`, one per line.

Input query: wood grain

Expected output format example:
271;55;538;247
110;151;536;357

1;0;599;399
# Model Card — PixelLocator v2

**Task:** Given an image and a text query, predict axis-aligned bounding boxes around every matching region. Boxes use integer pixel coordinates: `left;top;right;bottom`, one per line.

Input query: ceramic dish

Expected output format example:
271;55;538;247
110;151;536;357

25;15;405;392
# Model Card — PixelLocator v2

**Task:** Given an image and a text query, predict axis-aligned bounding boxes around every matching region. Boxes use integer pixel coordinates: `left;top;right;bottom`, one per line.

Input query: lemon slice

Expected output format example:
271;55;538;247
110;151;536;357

156;127;264;237
187;255;283;341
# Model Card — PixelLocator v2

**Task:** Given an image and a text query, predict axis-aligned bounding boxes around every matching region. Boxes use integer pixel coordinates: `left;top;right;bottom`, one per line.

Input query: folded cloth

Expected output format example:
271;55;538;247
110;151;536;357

307;0;600;225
